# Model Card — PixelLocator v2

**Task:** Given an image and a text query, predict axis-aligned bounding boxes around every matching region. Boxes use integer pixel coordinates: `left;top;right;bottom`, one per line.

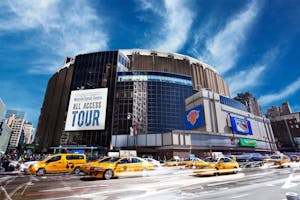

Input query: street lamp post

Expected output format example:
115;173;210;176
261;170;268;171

59;145;62;153
127;112;141;150
90;146;94;159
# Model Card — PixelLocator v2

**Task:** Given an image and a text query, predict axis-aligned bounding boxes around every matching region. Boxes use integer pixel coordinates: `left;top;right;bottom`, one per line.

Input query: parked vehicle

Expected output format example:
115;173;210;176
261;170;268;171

236;153;264;162
224;154;237;161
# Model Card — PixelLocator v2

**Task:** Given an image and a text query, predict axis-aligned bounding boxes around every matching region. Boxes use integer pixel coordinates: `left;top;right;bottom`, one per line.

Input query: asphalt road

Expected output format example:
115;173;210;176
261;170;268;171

1;164;300;200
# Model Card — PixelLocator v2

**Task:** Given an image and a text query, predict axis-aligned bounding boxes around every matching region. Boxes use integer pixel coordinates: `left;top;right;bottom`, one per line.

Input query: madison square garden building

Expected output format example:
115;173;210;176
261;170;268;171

35;49;276;157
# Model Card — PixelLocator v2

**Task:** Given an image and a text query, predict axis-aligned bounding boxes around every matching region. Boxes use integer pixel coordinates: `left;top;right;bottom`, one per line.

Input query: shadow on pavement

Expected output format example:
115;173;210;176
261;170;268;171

80;177;100;181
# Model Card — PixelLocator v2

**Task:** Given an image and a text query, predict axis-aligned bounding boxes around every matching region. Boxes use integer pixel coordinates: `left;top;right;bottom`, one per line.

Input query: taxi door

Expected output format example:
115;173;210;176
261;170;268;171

221;158;235;171
131;157;144;172
45;155;65;173
65;155;76;172
115;158;132;174
226;158;236;168
216;158;226;171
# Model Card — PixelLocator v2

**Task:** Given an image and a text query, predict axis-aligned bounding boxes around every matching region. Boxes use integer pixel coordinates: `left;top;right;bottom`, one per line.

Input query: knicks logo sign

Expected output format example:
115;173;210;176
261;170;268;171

187;110;199;125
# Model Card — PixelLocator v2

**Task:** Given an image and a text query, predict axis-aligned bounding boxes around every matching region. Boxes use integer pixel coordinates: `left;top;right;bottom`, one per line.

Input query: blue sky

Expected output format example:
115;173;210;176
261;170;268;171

0;0;300;127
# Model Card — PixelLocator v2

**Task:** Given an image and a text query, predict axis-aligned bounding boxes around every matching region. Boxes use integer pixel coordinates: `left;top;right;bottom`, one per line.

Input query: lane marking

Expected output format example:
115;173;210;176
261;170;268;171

282;170;298;189
0;186;12;200
8;182;27;199
207;181;237;187
40;184;108;192
230;193;251;199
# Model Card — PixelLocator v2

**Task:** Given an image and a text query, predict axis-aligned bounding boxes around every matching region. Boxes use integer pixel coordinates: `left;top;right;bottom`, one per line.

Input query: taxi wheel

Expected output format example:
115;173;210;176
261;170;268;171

36;168;45;176
214;168;219;176
73;167;81;175
104;169;113;180
233;167;238;174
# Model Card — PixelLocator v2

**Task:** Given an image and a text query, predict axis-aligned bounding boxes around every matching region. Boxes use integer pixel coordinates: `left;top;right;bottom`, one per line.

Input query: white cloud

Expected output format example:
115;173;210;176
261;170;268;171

258;78;300;106
138;0;194;53
227;47;279;96
227;65;266;96
197;0;259;74
28;59;63;74
0;0;108;73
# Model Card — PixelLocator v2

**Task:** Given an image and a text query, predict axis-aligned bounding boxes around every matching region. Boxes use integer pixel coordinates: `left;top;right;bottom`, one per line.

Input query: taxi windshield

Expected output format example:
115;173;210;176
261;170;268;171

42;155;54;162
105;157;121;163
98;157;112;162
204;158;218;162
270;156;281;159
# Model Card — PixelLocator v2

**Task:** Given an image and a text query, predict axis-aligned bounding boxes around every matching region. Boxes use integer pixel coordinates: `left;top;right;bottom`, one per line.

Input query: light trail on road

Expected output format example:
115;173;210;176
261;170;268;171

0;164;300;200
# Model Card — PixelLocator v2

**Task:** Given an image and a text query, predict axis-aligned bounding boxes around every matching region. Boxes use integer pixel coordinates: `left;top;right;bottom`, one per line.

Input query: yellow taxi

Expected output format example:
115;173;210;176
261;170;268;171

28;154;86;176
288;155;300;162
163;159;181;167
89;157;154;180
80;156;114;174
194;157;239;176
183;158;207;169
272;155;291;168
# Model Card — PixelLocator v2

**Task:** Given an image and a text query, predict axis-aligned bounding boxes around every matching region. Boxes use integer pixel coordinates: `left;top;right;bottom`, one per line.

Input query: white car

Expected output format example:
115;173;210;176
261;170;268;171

144;158;161;167
20;161;38;173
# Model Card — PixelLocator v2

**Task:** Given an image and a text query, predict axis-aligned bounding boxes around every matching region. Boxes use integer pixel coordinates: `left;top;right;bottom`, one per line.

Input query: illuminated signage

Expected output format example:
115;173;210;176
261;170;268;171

184;105;205;130
65;88;108;131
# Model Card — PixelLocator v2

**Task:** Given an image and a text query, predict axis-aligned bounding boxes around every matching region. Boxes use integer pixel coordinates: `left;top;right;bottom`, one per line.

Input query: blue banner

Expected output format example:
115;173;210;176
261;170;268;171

71;149;85;154
185;105;205;130
230;115;253;135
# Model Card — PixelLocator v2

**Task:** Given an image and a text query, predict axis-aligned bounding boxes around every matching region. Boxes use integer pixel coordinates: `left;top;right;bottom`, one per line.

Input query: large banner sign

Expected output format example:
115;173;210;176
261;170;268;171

230;115;253;135
184;105;205;130
65;88;108;131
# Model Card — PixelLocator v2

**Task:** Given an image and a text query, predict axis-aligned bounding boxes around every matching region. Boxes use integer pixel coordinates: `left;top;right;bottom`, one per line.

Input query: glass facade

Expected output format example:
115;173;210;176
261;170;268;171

113;71;194;135
64;51;122;147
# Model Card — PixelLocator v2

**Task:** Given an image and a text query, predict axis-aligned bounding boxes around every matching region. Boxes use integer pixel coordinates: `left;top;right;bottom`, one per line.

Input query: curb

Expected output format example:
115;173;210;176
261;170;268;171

0;171;22;175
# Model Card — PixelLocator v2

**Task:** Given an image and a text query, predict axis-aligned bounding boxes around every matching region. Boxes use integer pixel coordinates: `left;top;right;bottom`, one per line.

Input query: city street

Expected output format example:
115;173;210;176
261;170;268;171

1;164;300;200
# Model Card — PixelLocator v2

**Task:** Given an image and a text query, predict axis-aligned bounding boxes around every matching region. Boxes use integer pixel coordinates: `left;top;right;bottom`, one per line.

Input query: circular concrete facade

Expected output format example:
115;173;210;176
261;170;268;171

120;49;230;96
35;49;230;153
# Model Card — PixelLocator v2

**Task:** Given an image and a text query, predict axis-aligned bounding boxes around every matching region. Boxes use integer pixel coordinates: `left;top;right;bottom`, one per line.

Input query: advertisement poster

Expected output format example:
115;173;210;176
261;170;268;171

65;88;108;131
230;115;253;135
